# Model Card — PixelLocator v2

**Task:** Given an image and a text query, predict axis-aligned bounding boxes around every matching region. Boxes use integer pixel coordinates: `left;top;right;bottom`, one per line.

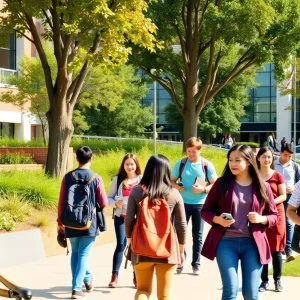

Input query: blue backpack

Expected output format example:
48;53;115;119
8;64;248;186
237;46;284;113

60;172;98;230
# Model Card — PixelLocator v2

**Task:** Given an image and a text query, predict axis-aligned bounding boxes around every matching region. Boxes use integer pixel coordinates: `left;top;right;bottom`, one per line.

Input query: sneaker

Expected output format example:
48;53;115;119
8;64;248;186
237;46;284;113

133;273;137;288
71;290;86;299
84;274;95;293
286;253;295;262
108;274;118;288
274;280;283;292
176;266;184;274
192;266;200;275
258;281;269;292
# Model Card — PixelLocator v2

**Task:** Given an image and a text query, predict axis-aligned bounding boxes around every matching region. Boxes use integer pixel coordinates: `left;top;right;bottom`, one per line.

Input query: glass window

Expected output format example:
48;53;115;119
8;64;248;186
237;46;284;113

0;31;16;70
271;102;276;113
1;123;14;138
253;87;271;97
158;89;170;99
255;72;270;86
158;114;166;123
254;113;270;122
254;98;270;112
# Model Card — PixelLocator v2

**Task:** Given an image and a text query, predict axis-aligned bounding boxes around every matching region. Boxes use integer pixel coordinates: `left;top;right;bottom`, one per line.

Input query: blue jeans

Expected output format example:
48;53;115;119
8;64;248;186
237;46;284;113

216;238;262;300
284;195;294;255
184;203;204;267
112;216;127;275
69;236;95;291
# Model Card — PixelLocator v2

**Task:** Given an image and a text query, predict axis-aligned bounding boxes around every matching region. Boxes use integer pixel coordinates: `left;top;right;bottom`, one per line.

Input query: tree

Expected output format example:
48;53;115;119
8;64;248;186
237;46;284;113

131;0;300;148
75;65;153;137
165;72;252;142
0;0;158;177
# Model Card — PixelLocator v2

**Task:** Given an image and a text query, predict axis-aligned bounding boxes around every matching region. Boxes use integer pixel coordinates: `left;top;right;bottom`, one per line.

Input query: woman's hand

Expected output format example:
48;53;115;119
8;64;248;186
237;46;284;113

178;252;185;268
115;200;124;208
248;212;268;225
213;215;235;227
57;224;64;234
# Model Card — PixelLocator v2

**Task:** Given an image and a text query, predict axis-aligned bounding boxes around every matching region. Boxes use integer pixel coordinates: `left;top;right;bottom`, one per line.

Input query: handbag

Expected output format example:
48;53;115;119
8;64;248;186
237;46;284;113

96;202;107;232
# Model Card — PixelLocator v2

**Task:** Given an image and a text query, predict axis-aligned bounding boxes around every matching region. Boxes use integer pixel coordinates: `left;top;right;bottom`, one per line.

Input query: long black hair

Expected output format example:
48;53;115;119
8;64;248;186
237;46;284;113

220;144;269;206
140;154;172;203
256;147;275;170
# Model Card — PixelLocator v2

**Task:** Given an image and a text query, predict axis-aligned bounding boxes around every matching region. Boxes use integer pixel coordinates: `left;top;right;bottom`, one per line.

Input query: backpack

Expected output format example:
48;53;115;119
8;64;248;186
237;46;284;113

131;189;174;258
179;157;209;183
60;172;98;230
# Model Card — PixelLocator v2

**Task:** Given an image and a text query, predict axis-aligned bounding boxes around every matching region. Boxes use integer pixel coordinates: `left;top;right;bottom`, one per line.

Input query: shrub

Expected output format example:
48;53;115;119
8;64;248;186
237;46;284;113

0;152;35;164
0;194;32;222
0;212;15;231
235;142;260;148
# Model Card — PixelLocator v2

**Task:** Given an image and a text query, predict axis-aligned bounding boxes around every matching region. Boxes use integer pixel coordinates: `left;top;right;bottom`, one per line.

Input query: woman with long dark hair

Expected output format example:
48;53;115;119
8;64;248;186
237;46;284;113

107;153;142;288
256;147;286;292
201;145;278;300
125;154;187;300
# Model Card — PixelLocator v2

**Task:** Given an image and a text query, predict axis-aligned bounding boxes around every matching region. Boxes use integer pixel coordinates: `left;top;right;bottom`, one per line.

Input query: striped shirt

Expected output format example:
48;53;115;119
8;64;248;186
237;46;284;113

288;180;300;208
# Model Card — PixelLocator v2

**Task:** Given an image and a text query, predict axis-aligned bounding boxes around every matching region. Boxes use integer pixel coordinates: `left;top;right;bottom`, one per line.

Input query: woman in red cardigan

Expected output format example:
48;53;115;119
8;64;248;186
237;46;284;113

256;147;286;292
201;144;278;300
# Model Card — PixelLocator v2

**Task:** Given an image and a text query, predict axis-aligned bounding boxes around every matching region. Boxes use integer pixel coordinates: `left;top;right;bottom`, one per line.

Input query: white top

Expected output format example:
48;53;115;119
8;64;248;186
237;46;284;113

288;180;300;208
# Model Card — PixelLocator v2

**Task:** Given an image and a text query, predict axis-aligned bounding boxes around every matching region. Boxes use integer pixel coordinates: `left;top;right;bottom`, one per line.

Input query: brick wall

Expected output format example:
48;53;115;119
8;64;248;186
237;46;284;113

0;147;74;170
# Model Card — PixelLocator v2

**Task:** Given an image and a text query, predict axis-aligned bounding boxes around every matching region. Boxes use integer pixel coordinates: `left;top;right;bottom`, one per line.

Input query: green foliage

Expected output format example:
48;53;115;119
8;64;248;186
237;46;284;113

0;194;32;222
235;142;260;148
131;0;300;142
0;170;60;207
0;153;35;164
270;255;300;277
0;138;45;147
0;212;15;231
74;65;153;137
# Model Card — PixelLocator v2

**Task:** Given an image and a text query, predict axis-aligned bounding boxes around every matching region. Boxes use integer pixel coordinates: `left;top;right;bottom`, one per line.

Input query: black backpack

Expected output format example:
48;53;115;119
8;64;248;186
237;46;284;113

60;172;98;230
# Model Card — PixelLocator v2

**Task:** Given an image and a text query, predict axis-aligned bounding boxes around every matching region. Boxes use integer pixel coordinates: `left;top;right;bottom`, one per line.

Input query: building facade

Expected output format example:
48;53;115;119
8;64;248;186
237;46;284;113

142;63;298;146
0;29;43;141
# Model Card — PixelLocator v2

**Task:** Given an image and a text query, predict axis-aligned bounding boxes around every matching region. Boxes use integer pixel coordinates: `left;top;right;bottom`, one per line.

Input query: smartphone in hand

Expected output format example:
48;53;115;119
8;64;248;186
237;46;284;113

222;213;233;220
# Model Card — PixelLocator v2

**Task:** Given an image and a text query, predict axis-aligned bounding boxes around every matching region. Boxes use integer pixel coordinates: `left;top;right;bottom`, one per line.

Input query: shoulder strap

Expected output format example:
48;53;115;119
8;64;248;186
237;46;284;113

87;173;98;184
70;171;78;183
117;175;123;191
179;157;188;180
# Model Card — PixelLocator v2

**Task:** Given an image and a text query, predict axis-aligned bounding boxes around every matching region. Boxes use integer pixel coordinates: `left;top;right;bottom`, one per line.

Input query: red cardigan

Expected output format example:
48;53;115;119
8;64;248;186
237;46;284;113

201;178;278;265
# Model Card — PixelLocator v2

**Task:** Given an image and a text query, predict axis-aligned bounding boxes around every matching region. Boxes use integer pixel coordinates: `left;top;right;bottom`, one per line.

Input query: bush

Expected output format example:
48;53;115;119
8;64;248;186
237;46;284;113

235;142;260;148
0;212;15;231
0;152;35;164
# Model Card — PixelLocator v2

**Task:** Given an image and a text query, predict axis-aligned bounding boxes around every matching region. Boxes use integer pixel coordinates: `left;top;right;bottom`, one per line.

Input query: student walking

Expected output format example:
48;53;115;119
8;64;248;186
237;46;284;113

107;153;142;288
125;154;187;300
201;144;278;300
224;134;234;149
171;137;217;275
274;143;300;261
57;146;108;299
256;147;286;292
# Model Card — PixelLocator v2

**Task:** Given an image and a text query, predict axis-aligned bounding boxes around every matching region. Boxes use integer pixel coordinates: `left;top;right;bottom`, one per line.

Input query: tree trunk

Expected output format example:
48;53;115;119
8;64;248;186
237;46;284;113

182;107;198;152
45;101;74;177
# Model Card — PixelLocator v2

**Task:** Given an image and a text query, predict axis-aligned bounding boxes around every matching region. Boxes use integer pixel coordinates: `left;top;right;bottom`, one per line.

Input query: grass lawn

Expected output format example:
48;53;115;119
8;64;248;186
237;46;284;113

280;255;300;277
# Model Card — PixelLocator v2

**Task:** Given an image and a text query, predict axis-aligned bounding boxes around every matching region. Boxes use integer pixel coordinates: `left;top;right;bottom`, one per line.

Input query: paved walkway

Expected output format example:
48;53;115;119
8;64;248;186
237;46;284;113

1;225;299;300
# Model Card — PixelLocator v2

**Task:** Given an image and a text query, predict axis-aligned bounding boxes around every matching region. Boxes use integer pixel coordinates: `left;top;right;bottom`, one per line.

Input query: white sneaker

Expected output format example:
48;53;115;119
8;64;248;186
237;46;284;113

192;266;200;275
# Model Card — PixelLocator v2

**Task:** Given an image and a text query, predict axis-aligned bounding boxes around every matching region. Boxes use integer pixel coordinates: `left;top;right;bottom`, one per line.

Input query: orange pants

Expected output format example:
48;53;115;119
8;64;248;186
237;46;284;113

134;262;176;300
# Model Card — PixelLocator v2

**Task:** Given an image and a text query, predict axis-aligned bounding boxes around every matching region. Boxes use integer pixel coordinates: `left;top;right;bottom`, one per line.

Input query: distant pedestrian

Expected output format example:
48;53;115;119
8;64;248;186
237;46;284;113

290;138;294;151
224;134;234;150
267;133;275;151
281;137;286;148
57;146;108;299
271;133;279;152
201;144;278;300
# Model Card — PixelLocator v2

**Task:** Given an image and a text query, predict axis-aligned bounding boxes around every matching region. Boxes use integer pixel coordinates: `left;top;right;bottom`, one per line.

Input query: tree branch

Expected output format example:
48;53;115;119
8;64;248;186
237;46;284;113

42;9;53;30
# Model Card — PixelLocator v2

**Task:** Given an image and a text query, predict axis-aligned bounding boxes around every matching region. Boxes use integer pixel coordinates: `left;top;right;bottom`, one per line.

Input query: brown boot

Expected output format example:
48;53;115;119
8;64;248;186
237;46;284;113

108;274;118;288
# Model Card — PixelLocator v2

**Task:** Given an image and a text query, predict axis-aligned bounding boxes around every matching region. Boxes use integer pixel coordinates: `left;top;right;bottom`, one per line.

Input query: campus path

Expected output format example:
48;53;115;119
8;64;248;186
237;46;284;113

1;224;299;300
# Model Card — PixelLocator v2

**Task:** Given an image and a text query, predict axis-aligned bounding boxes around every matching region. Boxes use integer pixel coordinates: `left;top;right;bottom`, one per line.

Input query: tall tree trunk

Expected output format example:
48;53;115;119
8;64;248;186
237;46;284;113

183;107;198;152
45;101;74;177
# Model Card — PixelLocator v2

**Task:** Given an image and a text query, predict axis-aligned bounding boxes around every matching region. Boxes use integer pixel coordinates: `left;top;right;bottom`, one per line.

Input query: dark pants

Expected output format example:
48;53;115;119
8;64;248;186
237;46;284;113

184;203;204;268
112;216;127;275
261;251;282;282
284;195;294;255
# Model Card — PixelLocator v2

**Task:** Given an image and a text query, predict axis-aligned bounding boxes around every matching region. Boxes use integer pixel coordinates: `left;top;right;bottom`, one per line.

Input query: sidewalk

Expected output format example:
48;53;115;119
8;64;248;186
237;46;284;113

1;226;298;299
